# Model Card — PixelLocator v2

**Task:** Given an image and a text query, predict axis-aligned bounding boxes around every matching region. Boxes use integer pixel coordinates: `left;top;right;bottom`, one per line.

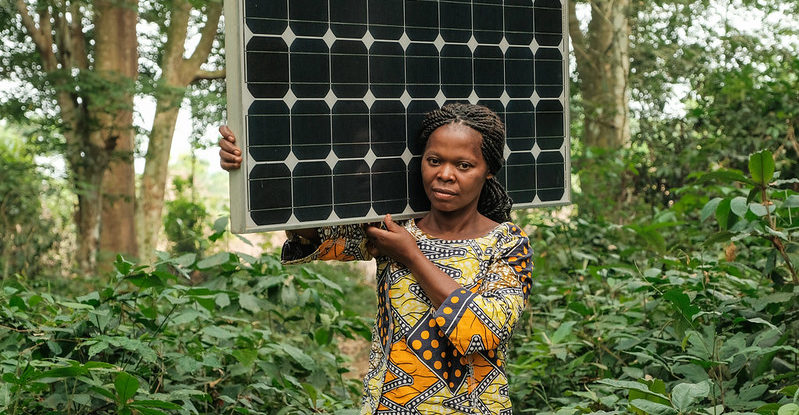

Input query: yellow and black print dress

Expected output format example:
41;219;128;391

281;219;533;415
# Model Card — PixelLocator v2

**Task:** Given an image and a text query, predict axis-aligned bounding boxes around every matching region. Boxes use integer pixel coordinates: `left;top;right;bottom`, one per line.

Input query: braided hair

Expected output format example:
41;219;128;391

419;103;513;223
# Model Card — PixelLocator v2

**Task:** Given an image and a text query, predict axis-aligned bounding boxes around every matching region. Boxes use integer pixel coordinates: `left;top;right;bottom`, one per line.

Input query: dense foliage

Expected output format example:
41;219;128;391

508;151;798;414
1;150;796;414
1;246;372;414
0;127;72;279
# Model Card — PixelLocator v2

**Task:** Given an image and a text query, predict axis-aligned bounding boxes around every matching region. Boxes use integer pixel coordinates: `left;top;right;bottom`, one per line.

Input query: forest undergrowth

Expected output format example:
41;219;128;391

0;150;797;414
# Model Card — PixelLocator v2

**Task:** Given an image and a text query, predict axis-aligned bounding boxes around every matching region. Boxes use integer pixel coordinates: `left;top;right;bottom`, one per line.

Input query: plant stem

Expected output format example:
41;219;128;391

762;186;798;283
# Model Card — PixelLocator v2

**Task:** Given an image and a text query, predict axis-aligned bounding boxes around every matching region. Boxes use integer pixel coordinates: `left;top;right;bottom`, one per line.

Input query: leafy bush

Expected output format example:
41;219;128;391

163;177;211;258
0;245;372;414
0;127;71;278
508;151;799;415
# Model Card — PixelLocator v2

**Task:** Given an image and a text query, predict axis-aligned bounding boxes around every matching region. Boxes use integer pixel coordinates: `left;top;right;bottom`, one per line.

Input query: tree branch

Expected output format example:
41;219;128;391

161;0;191;85
185;1;223;71
70;1;89;70
568;0;596;73
191;68;225;83
52;0;73;70
16;0;58;71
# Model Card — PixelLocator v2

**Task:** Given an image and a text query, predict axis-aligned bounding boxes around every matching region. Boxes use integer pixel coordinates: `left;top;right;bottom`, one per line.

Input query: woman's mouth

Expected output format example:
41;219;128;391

431;187;457;200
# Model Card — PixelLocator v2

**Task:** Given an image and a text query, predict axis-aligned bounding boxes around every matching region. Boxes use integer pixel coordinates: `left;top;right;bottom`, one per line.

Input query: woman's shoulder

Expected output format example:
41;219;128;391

491;221;528;239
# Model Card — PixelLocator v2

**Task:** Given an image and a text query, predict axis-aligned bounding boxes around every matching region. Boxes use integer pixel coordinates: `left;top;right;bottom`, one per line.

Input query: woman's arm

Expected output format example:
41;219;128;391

368;216;533;355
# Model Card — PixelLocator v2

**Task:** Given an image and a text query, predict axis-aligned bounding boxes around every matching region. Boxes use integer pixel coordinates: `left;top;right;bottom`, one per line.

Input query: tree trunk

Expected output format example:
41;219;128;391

84;0;139;270
95;0;139;268
569;0;632;149
73;159;106;272
137;0;223;261
138;99;182;261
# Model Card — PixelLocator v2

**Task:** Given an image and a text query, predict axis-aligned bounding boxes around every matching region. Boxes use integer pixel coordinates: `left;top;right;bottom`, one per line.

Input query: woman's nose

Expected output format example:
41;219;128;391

437;164;456;181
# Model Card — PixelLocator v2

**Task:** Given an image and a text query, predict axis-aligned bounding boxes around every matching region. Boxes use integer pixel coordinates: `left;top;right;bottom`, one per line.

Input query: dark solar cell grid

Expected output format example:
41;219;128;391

231;0;569;230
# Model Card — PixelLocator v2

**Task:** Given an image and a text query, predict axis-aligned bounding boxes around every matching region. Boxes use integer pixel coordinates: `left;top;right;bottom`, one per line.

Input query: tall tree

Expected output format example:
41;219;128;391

12;0;138;271
569;0;632;150
137;0;223;262
3;0;224;271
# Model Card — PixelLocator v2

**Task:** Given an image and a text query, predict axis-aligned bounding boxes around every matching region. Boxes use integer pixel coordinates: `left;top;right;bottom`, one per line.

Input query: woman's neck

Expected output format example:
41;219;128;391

418;207;497;240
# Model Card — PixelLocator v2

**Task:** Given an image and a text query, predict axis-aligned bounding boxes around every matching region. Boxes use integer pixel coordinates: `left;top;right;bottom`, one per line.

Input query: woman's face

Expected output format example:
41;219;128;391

422;123;491;215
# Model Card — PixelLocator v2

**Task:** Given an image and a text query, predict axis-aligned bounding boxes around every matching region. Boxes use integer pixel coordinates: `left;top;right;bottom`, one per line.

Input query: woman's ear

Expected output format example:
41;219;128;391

486;174;494;180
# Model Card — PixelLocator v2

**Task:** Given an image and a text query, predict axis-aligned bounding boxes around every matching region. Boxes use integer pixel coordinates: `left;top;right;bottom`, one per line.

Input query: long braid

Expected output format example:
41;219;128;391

419;103;513;223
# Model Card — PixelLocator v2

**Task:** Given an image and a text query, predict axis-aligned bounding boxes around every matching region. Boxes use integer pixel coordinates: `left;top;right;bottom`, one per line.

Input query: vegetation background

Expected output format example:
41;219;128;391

0;0;797;414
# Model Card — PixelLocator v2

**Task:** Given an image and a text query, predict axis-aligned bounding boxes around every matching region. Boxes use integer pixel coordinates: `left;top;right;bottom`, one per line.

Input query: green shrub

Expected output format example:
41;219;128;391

0;247;372;414
508;150;799;414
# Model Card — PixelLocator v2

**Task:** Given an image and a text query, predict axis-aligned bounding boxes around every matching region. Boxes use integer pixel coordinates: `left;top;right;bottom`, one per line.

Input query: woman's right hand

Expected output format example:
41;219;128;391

219;125;243;171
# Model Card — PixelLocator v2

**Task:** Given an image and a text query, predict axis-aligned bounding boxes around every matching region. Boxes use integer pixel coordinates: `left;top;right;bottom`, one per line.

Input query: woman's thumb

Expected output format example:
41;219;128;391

384;214;398;230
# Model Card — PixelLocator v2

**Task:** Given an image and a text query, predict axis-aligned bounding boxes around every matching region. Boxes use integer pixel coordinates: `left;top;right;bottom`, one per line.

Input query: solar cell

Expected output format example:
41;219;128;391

225;0;571;232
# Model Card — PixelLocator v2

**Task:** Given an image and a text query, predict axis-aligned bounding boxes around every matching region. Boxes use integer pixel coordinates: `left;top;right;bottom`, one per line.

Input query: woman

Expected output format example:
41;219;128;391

219;103;533;414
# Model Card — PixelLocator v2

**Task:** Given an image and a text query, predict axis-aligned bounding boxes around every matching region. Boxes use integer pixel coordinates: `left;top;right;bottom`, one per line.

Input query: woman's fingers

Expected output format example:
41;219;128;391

219;125;235;143
218;125;242;171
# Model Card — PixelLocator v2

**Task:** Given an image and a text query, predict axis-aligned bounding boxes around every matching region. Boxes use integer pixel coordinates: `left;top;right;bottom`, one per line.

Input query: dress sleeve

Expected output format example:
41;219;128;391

280;224;373;264
432;224;533;355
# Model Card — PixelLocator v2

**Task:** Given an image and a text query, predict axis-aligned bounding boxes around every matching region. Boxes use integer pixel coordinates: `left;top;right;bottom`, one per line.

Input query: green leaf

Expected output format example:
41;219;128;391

238;293;261;313
567;301;592;317
87;341;109;358
202;325;237;339
114;371;139;403
38;366;89;379
196;252;232;269
750;203;769;217
215;293;231;308
280;343;317;371
779;385;798;398
749;150;775;187
765;226;789;240
234;233;254;246
129;399;182;409
630;399;678;415
597;379;671;401
664;289;699;321
730;196;748;217
701;198;722;221
57;301;94;309
716;198;732;230
777;403;799;415
213;216;228;233
671;381;710;411
551;321;576;344
782;195;799;208
90;386;116;402
695;169;751;185
773;178;799;186
232;349;258;367
126;273;165;289
701;231;734;246
114;255;135;275
314;327;331;345
72;393;91;406
173;253;197;267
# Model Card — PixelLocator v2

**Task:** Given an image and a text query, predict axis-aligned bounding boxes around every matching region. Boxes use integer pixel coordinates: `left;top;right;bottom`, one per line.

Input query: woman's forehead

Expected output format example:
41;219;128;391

429;122;482;142
425;123;484;156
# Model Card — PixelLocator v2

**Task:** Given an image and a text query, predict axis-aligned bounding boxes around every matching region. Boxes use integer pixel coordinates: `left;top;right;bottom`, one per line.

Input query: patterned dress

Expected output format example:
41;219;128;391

281;218;533;414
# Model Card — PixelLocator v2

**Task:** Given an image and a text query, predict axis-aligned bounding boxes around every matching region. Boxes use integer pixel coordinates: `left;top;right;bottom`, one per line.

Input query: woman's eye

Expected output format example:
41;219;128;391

458;163;471;170
427;158;440;165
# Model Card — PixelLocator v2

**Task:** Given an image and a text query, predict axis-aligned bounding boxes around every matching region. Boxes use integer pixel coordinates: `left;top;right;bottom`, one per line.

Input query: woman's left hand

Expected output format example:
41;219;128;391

364;214;421;264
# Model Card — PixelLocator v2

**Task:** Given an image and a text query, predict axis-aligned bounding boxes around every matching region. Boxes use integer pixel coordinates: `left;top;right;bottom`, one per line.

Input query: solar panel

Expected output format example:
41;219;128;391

225;0;571;233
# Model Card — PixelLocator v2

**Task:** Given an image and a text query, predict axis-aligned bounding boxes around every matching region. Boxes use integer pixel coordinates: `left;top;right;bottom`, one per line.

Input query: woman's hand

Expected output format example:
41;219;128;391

367;214;461;308
364;214;421;264
219;125;242;171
